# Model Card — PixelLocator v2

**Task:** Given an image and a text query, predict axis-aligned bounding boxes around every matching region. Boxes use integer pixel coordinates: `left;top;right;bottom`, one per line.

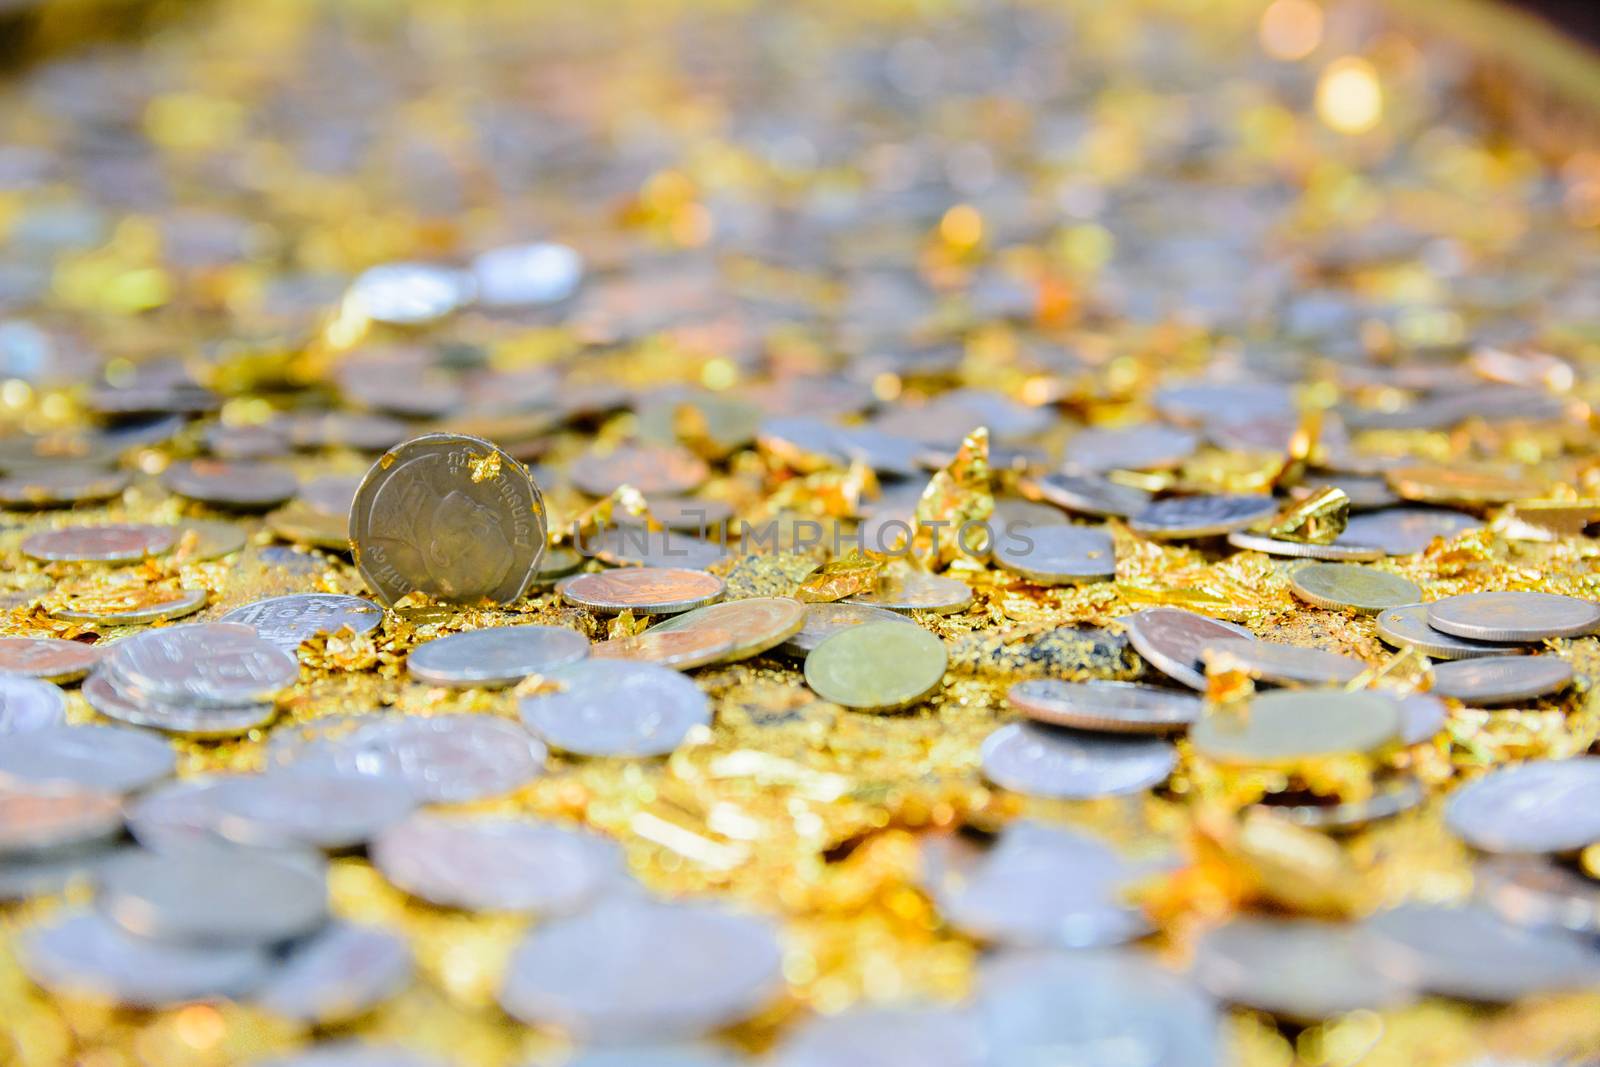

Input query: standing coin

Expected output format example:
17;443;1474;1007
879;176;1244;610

1005;679;1201;734
778;602;916;657
843;570;973;615
647;597;805;662
804;622;947;711
1289;563;1421;615
519;661;711;758
1365;903;1600;1003
222;594;383;653
1426;591;1600;642
0;787;124;857
0;637;103;683
0;725;175;792
1022;471;1152;519
1190;690;1401;766
97;846;327;946
1192;917;1418;1021
164;460;298;510
1128;494;1277;539
254;921;413;1025
350;433;547;607
979;722;1177;798
561;568;724;615
1340;508;1480;555
1122;607;1255;690
0;675;68;732
1446;758;1600;854
1200;638;1365;686
1376;603;1523;660
407;626;589;688
590;628;736;671
992;524;1116;584
21;523;176;563
1431;655;1573;705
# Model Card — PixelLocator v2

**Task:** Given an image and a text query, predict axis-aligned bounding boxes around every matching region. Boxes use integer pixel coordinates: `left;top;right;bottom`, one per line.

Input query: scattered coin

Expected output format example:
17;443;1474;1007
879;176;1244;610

570;444;710;497
0;637;103;684
164;459;299;510
1200;637;1365;686
842;570;973;615
648;597;806;662
0;786;124;857
1446;758;1600;854
1122;607;1255;690
96;846;327;946
21;523;176;563
561;567;725;615
51;585;208;625
1190;690;1402;766
1340;508;1480;555
1426;591;1600;642
591;628;737;670
1128;494;1277;539
1431;655;1573;705
291;715;549;803
1005;679;1201;733
1289;562;1421;614
992;523;1116;584
0;674;68;732
1192;917;1418;1021
777;602;916;657
804;622;947;711
1022;471;1153;519
0;725;175;793
222;594;384;653
519;660;711;757
1376;603;1524;660
254;921;413;1025
407;626;589;688
980;722;1177;798
1224;529;1385;562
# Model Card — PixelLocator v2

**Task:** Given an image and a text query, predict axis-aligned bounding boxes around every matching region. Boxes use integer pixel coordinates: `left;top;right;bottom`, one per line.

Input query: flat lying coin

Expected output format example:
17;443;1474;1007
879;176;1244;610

22;523;175;562
591;628;736;670
561;568;725;615
499;897;783;1042
0;637;103;683
570;443;710;497
1225;529;1385;562
1122;607;1255;690
1446;758;1600;854
843;571;973;615
1376;603;1523;660
1023;471;1152;518
254;921;412;1025
804;622;947;711
371;811;625;913
1006;679;1201;733
1193;917;1418;1021
207;771;416;851
778;602;915;657
350;433;547;606
164;459;298;510
992;523;1116;584
1289;562;1421;615
1200;637;1365;686
52;586;208;625
97;846;327;946
1366;902;1600;1003
519;661;711;757
0;725;175;792
1190;690;1401;766
83;672;277;738
298;715;548;804
1431;655;1573;705
649;597;805;663
107;624;298;707
222;594;383;653
0;675;68;732
1477;856;1600;935
770;1007;985;1067
1128;494;1277;539
0;787;124;857
407;626;589;687
1340;508;1480;555
980;722;1177;798
1426;591;1600;642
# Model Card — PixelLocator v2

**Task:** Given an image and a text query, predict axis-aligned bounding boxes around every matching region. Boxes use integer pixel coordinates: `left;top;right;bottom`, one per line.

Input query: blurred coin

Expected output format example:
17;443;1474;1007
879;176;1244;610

1476;856;1600;935
1200;637;1364;685
980;723;1176;798
1006;679;1200;734
648;597;805;662
22;523;175;563
350;433;547;606
1431;655;1573;705
0;786;123;857
1446;759;1600;854
298;715;548;804
843;571;972;615
1376;603;1523;660
1128;494;1276;539
570;444;709;497
51;586;208;625
1192;917;1417;1021
1191;690;1401;766
107;623;298;707
222;593;384;653
371;811;625;913
993;524;1115;585
207;771;415;851
778;603;915;658
1289;563;1420;614
0;724;174;792
164;460;298;510
0;466;130;508
1225;529;1384;562
408;626;588;688
0;637;102;684
561;568;724;615
255;921;412;1025
97;846;327;946
519;660;710;757
83;671;276;737
0;674;68;732
1427;591;1600;642
1262;775;1425;831
1122;607;1255;690
590;628;735;671
770;1006;985;1067
805;622;946;711
1063;424;1197;473
499;897;782;1042
1340;508;1480;555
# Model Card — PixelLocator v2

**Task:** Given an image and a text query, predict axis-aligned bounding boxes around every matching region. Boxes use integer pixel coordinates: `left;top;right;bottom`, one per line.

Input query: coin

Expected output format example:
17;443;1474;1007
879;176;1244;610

499;896;783;1042
21;523;176;562
164;459;298;510
1122;607;1255;690
0;466;131;508
570;443;710;497
0;675;68;732
804;622;947;710
1289;562;1421;614
206;771;416;851
0;637;103;683
83;671;277;737
106;623;298;707
1340;508;1480;555
980;722;1177;798
294;715;549;803
992;523;1116;584
0;725;175;793
51;585;208;625
254;921;413;1025
371;811;625;913
1023;471;1154;519
1200;637;1365;686
1225;529;1385;562
561;567;725;615
1192;917;1418;1021
1476;856;1600;936
1376;603;1524;660
590;628;737;670
1005;679;1201;733
648;597;806;662
842;570;973;615
20;910;271;1008
407;626;590;687
222;594;384;653
96;845;327;946
519;660;711;757
777;602;916;657
1446;759;1600;854
0;786;124;857
1365;902;1600;1003
1127;494;1277;539
1431;655;1573;705
770;1007;985;1067
350;433;547;606
1190;690;1402;766
1426;591;1600;642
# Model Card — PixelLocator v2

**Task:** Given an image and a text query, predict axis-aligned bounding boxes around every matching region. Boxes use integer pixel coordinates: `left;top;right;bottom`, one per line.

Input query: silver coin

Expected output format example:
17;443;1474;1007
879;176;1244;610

20;910;271;1008
371;811;625;913
1225;529;1385;562
1427;592;1600;642
346;261;471;324
1192;917;1418;1021
1340;508;1480;555
519;661;711;758
1476;856;1600;936
1200;637;1365;686
1365;902;1600;1003
207;771;416;851
499;896;783;1042
0;785;124;857
303;715;549;804
1261;775;1425;831
1122;607;1255;690
778;602;916;657
96;845;327;946
1063;424;1197;474
992;524;1116;585
51;586;208;625
1127;494;1277;539
0;724;175;793
770;1006;985;1067
106;623;298;707
979;722;1176;799
1447;758;1600;854
83;671;277;738
221;594;383;653
1399;693;1450;744
1006;679;1201;734
471;241;583;306
1376;603;1524;660
254;921;413;1025
0;636;104;683
1023;471;1152;519
407;626;589;688
1431;655;1574;705
0;674;67;733
252;1042;454;1067
923;821;1171;949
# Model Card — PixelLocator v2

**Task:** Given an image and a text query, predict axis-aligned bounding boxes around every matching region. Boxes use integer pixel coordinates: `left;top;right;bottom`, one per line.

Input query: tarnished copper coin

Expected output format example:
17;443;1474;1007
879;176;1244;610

0;637;104;683
560;567;724;615
647;597;805;662
1006;679;1201;734
1431;655;1574;706
1201;638;1365;686
164;460;298;510
1122;607;1254;690
22;524;176;563
1289;563;1421;615
589;627;736;671
1426;591;1600;642
569;443;709;497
